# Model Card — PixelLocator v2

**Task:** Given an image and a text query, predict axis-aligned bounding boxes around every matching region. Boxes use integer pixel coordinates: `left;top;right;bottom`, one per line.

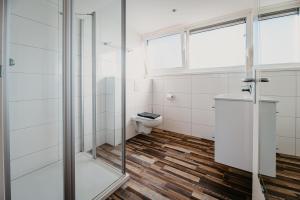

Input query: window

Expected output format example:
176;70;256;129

147;34;183;70
189;19;246;69
259;8;300;64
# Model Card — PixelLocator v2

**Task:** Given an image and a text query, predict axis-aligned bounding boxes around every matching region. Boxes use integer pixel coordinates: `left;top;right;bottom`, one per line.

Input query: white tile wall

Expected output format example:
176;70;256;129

277;136;295;155
296;139;300;156
8;0;61;179
152;72;246;140
128;67;300;157
260;70;299;156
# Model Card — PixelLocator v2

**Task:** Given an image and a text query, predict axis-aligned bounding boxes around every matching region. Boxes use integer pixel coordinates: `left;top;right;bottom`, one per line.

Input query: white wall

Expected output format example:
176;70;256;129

96;0;151;143
8;0;61;179
259;69;300;156
96;1;122;146
150;68;300;157
126;29;152;140
152;71;247;140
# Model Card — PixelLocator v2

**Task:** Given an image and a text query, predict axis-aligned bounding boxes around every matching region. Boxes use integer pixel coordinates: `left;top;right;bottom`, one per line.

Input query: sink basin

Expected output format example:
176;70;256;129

215;94;278;103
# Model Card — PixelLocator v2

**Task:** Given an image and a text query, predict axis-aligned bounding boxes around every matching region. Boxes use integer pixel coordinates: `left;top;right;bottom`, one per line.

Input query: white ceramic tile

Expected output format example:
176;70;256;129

9;44;59;74
296;97;300;117
105;129;115;146
228;73;247;94
259;74;296;97
105;77;115;95
296;118;300;139
105;94;115;112
135;93;152;107
114;129;122;146
10;123;59;160
10;15;58;51
9;99;59;130
153;79;164;93
261;96;296;117
83;76;92;97
192;109;215;126
126;123;136;140
96;95;106;114
135;105;152;114
83;114;93;135
114;114;122;130
134;79;152;93
126;93;136;108
96;78;106;95
260;71;296;77
152;105;163;115
192;124;214;140
164;77;191;94
192;94;215;110
106;112;115;130
11;145;59;179
96;130;106;146
96;113;106;131
163;119;191;135
164;93;191;108
84;134;92;151
126;79;135;93
277;136;295;155
192;74;227;94
153;93;164;105
296;139;300;156
11;0;59;27
164;106;191;122
8;73;59;101
276;116;295;138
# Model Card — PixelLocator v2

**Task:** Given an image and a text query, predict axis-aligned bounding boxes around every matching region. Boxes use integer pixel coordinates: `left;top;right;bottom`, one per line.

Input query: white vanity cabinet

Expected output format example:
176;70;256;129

214;94;277;176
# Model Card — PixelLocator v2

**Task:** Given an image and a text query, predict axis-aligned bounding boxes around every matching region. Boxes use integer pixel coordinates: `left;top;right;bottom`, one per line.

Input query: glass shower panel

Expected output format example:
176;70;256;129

7;0;64;199
255;0;300;199
97;0;124;170
74;0;125;199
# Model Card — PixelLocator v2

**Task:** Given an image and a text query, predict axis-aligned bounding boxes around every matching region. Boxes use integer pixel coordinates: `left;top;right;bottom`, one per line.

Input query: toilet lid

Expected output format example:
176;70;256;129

135;115;162;121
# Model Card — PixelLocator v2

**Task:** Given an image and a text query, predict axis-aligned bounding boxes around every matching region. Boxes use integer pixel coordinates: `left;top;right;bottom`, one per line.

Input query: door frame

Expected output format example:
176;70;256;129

0;0;10;199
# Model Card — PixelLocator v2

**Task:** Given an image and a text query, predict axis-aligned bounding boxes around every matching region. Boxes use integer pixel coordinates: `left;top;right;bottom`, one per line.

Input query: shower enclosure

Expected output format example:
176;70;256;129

0;0;127;199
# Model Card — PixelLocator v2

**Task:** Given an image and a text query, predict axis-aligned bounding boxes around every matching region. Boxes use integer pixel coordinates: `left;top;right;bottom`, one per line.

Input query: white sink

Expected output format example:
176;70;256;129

215;93;278;103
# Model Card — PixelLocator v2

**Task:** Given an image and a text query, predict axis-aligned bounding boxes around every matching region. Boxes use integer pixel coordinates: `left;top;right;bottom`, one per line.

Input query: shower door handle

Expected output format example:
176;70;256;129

242;78;269;83
242;78;256;83
257;78;269;82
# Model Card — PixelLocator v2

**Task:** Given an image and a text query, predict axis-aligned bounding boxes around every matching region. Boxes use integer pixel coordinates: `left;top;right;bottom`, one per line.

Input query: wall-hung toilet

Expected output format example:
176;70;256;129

132;112;163;134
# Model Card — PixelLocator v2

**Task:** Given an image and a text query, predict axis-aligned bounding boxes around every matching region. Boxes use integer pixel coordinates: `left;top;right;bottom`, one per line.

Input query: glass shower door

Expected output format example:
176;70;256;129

253;0;300;199
73;0;127;199
2;0;127;199
6;0;64;199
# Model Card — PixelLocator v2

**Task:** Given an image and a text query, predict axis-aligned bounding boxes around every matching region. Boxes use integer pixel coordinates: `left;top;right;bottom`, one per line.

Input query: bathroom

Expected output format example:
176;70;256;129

0;0;299;199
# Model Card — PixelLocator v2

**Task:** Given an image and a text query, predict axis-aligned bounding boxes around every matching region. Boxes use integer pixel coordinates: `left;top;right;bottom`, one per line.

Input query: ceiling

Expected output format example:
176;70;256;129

75;0;293;35
127;0;254;34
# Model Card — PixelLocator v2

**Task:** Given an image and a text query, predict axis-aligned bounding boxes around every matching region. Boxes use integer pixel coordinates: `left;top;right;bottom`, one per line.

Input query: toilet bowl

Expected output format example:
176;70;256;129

132;114;163;134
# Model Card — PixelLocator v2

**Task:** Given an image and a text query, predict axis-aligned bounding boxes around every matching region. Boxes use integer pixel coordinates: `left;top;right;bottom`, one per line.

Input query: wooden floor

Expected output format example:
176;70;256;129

97;129;252;200
260;153;300;200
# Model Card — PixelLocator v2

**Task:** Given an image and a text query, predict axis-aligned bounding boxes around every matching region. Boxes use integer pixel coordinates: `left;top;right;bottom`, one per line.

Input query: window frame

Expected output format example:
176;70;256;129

187;18;247;70
145;31;187;74
257;7;300;65
144;3;300;76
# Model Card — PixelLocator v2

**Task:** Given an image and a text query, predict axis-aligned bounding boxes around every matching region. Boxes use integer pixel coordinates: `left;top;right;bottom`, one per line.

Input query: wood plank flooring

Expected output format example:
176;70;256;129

98;129;252;200
260;153;300;200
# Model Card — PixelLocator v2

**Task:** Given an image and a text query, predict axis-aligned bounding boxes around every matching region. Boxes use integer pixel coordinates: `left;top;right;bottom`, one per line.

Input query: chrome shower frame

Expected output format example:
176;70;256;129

0;0;127;199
